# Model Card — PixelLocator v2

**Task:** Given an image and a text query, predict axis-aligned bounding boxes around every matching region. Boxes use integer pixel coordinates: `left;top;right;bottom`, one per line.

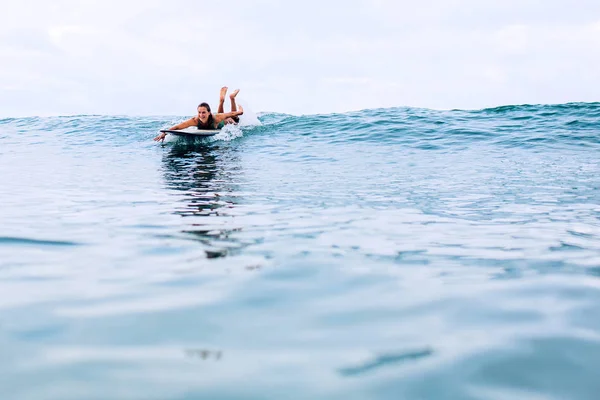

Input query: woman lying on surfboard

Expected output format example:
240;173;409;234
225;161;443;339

153;96;243;142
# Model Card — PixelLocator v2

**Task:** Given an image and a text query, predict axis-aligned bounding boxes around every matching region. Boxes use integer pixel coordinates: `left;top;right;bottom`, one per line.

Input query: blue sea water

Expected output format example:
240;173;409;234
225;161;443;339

0;103;599;399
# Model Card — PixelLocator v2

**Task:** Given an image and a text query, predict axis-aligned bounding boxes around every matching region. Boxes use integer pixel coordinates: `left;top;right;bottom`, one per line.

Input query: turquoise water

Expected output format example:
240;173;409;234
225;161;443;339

1;103;600;399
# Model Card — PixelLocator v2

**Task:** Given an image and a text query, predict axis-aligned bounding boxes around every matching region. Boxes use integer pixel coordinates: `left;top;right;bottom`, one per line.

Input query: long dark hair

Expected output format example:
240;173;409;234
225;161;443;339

197;102;214;129
198;102;211;112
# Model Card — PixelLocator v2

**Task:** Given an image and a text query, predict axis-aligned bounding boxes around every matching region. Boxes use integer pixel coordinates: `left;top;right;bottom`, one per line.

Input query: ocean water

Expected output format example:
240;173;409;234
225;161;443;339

1;103;599;399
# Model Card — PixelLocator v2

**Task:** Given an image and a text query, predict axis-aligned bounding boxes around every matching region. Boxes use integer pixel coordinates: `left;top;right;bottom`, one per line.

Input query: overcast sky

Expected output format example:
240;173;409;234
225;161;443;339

1;0;599;117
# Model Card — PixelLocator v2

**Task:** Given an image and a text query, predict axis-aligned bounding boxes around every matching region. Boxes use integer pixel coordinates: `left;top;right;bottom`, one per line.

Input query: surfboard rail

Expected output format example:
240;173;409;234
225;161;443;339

159;128;220;137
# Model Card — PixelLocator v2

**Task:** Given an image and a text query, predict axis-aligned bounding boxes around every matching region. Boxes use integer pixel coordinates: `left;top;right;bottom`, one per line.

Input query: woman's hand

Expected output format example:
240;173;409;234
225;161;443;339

153;132;167;142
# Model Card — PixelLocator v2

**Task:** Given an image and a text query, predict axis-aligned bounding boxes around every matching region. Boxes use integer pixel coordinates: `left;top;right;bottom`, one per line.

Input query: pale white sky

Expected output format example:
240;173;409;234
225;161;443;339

1;0;599;117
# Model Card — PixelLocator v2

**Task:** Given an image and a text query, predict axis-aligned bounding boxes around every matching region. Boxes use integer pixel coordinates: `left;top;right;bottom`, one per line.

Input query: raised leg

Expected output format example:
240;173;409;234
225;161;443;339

229;89;240;112
218;86;227;113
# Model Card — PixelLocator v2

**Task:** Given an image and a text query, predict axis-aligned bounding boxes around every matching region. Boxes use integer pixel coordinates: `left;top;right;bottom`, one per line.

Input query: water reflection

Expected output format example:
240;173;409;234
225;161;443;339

162;140;244;258
184;348;223;361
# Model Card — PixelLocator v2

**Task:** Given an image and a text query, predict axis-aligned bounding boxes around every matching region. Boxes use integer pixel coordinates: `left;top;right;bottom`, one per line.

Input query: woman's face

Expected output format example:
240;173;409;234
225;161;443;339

197;106;209;121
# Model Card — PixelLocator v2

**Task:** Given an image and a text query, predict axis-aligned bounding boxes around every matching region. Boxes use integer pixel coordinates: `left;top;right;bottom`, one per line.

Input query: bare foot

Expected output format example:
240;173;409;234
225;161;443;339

229;89;240;99
220;86;228;102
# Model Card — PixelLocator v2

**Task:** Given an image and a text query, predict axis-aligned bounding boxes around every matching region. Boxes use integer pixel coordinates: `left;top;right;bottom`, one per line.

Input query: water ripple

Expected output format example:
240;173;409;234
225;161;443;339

0;102;599;399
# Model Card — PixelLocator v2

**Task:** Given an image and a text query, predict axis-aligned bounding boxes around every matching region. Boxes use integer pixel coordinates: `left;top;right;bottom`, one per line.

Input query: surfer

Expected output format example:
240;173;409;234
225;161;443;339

218;86;240;125
153;100;243;142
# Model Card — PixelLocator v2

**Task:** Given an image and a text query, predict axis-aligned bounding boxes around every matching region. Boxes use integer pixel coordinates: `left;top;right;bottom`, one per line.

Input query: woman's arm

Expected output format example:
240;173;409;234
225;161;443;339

169;118;197;130
153;118;196;142
213;105;244;124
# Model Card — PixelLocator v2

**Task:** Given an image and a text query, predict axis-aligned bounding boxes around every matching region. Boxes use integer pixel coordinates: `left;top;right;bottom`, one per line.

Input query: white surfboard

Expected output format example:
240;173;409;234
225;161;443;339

159;127;221;138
